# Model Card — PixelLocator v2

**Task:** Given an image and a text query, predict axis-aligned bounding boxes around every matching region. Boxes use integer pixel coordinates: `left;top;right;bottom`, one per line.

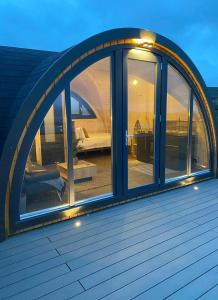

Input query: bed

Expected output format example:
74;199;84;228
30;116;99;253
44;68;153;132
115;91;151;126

75;128;111;151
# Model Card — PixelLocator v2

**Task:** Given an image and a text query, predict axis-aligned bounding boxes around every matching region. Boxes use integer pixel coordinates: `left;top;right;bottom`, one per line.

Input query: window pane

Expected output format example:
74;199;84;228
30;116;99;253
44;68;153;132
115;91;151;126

71;92;96;118
127;59;156;189
67;57;112;201
191;97;209;172
71;96;80;115
20;92;69;215
165;65;191;179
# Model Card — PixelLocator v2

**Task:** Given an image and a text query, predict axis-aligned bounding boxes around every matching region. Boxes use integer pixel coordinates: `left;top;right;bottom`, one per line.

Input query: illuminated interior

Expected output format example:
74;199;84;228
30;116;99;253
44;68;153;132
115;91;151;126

69;57;112;202
19;51;211;216
127;58;156;188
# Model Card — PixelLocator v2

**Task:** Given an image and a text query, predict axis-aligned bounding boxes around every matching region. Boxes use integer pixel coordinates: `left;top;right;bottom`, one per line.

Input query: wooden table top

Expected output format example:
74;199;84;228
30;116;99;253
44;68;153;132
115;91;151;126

58;160;96;170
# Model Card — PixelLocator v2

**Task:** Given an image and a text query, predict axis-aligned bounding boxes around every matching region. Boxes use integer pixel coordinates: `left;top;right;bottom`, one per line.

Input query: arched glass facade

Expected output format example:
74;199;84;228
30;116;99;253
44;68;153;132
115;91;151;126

0;28;217;241
19;49;211;218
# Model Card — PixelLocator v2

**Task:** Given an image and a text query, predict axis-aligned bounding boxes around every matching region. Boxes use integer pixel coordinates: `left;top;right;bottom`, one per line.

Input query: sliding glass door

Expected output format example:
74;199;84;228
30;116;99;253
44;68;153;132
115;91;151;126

123;50;210;193
69;57;113;202
165;65;191;179
123;49;161;193
165;65;210;181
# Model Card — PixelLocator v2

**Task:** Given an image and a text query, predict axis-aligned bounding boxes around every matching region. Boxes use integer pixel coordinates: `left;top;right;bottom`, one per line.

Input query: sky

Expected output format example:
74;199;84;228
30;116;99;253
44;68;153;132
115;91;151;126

0;0;218;86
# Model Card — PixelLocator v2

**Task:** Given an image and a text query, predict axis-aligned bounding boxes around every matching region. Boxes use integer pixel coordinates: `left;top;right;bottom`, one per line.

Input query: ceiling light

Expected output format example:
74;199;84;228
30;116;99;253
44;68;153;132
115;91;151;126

143;42;153;48
133;38;154;48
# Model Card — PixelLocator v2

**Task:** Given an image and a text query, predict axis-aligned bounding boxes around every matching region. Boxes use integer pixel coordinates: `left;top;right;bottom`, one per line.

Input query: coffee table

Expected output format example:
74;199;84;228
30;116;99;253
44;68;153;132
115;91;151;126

58;160;96;182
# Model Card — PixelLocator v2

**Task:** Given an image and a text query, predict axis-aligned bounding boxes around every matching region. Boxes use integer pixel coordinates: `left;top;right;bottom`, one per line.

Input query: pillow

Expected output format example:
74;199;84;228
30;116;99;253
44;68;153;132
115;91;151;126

80;128;85;140
75;127;81;140
82;128;89;138
75;127;86;140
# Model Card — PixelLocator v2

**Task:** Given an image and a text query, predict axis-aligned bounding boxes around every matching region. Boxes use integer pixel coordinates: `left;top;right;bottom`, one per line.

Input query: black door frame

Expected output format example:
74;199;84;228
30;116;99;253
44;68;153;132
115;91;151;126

122;48;163;197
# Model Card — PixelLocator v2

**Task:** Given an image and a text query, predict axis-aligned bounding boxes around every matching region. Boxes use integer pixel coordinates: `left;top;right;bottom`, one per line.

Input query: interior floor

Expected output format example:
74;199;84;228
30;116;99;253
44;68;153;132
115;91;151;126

24;150;182;213
74;151;112;201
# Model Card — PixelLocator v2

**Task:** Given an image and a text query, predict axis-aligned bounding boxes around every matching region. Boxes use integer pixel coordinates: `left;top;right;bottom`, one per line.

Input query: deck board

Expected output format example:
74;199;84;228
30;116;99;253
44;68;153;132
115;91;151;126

0;264;70;299
133;252;217;299
0;179;218;299
198;285;218;299
166;266;218;300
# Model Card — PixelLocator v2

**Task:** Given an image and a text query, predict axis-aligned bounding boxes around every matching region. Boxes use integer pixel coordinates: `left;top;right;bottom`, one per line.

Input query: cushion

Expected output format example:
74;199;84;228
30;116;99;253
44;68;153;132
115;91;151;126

25;169;61;183
82;127;89;138
75;127;86;140
75;127;81;140
80;128;85;140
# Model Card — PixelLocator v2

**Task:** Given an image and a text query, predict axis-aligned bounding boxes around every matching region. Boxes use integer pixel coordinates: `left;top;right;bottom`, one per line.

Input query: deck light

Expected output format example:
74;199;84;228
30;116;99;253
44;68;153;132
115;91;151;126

132;79;138;86
194;186;199;190
75;220;81;227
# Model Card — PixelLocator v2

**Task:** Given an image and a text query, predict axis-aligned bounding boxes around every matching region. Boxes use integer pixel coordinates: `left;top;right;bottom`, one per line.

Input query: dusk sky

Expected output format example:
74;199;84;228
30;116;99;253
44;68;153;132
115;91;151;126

0;0;218;86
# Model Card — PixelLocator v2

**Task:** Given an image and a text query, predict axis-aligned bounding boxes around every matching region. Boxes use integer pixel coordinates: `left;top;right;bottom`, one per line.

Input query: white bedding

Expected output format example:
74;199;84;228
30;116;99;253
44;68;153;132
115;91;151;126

78;133;111;151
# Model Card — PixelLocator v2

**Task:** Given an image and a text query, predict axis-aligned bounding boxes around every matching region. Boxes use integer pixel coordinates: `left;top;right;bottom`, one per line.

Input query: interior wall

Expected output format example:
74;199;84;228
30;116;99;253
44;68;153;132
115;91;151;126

127;78;189;135
70;60;191;136
70;58;111;135
128;75;154;134
167;65;190;123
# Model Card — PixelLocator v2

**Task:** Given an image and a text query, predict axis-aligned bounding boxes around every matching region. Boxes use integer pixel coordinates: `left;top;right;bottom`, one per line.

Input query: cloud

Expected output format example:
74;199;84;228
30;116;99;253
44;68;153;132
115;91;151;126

0;0;218;85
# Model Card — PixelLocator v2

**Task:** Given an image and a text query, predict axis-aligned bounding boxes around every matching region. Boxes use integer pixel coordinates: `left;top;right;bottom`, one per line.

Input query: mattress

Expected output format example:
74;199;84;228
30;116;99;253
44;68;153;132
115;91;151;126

78;133;111;151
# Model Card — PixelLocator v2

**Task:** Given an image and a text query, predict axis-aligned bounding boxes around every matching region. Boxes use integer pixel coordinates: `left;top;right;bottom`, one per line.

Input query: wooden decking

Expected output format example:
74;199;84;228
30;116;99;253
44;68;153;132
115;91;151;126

1;179;218;300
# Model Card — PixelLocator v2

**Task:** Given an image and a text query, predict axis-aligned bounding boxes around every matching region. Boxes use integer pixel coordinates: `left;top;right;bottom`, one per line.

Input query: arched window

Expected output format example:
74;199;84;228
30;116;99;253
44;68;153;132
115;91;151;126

19;57;112;216
165;65;191;179
165;65;210;180
71;91;96;119
20;92;69;216
191;97;209;173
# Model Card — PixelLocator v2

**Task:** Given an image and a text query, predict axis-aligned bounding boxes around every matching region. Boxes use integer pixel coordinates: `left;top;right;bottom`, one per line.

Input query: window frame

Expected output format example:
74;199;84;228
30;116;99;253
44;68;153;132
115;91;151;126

12;50;115;229
70;91;97;119
164;62;212;184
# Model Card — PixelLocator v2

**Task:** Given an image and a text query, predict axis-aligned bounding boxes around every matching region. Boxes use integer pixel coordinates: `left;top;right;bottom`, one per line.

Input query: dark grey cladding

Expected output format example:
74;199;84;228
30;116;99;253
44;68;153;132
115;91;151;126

0;46;62;158
208;87;218;119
